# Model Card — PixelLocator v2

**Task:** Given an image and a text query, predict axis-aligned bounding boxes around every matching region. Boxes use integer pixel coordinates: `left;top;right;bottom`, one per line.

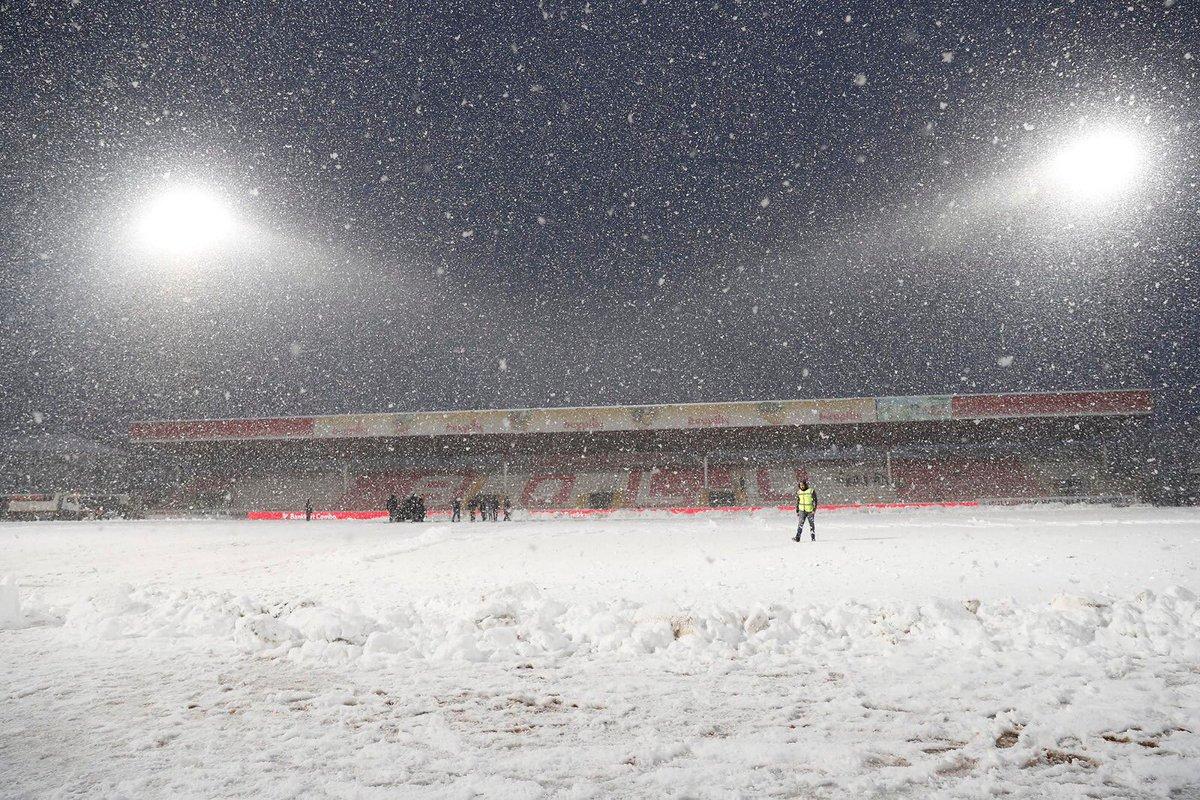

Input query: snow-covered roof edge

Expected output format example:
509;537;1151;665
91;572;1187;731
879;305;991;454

128;389;1152;443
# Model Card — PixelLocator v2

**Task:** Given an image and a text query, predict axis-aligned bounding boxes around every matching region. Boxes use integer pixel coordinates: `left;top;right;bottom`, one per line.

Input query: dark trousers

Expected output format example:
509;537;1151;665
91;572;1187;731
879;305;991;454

796;511;815;539
452;508;460;522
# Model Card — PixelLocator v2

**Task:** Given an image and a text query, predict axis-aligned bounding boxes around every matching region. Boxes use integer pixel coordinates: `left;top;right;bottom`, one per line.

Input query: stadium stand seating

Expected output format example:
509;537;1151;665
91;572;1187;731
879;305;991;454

150;453;1127;514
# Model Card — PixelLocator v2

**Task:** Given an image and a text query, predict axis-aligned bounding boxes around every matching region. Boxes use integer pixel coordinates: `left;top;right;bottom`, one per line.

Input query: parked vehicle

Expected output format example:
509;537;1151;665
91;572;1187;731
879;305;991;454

2;492;142;521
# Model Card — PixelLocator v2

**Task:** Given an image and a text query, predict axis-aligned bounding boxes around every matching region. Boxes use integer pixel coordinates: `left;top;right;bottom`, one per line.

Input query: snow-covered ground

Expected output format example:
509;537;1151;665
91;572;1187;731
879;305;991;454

2;506;1199;798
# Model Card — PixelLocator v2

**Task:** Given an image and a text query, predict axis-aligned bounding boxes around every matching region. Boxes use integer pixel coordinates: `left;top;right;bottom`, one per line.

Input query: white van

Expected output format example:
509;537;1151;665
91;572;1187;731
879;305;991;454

2;493;140;521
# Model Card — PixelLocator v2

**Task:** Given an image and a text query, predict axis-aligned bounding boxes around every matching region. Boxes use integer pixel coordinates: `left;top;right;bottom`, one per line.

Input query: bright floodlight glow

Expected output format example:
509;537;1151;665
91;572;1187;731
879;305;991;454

134;187;235;255
1046;132;1140;202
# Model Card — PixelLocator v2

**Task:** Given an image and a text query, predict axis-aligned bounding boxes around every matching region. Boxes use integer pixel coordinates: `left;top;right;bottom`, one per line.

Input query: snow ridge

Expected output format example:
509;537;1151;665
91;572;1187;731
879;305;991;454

45;582;1200;667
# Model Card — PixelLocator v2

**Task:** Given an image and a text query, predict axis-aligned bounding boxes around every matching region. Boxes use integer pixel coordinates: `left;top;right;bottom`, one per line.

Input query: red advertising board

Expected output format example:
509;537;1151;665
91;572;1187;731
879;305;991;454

248;501;981;521
129;417;315;441
951;390;1152;420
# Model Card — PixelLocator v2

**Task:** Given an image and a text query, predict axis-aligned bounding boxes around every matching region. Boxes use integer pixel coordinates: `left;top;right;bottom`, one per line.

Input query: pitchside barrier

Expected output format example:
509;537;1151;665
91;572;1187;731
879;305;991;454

246;500;983;521
977;495;1136;507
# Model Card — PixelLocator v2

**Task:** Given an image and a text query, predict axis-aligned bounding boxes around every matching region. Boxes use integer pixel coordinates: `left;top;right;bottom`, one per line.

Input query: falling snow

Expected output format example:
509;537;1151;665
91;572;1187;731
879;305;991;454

2;3;1199;797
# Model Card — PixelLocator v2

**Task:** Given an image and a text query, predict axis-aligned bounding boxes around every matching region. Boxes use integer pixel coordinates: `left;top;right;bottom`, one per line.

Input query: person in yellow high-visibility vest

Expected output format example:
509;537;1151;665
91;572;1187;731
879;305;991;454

794;480;818;542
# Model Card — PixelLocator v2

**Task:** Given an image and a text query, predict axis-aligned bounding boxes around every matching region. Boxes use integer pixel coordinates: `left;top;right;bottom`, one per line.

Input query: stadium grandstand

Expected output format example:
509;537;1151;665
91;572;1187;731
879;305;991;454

127;389;1155;518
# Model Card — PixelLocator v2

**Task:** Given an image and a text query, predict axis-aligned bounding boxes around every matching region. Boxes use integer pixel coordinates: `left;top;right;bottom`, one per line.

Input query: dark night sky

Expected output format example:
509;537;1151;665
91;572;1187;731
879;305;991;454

1;0;1197;437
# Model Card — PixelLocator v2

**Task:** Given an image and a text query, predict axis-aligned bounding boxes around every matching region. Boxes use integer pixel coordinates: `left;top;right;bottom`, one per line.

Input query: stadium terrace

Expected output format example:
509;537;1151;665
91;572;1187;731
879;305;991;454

127;389;1154;518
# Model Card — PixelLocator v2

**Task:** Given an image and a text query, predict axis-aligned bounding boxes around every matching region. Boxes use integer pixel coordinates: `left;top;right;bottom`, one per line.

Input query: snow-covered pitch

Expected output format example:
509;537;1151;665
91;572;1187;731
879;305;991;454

2;506;1199;799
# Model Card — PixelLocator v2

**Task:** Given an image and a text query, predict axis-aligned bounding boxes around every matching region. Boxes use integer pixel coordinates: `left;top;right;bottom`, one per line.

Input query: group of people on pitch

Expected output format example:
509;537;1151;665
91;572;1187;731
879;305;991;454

306;482;816;534
449;495;512;522
386;493;426;522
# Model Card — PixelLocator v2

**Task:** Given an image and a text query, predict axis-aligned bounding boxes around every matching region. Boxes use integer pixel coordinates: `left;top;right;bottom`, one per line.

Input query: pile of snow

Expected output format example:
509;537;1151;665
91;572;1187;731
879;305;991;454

0;574;22;629
4;511;1199;798
46;582;1200;667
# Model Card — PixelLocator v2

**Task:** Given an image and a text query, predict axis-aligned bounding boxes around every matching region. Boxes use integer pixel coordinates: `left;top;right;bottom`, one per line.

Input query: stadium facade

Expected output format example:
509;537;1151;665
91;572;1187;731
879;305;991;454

128;389;1154;516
